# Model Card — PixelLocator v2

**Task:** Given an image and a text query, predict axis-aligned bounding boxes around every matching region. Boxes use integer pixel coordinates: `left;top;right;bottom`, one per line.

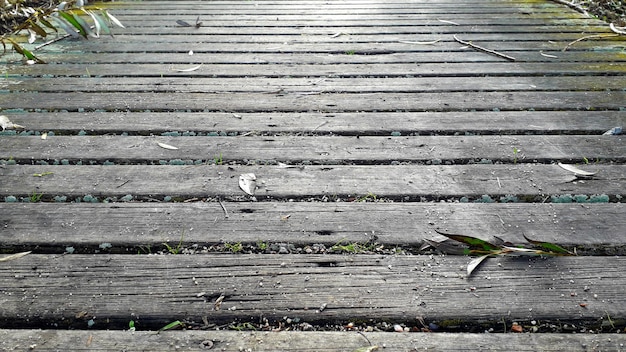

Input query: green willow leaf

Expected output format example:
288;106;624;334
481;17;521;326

38;18;58;33
435;230;502;253
27;20;48;38
523;235;574;256
156;320;183;334
72;12;94;37
10;41;46;63
58;11;88;38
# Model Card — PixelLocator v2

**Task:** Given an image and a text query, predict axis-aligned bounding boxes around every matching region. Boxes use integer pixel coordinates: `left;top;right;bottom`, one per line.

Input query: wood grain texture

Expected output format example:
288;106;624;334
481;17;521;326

1;0;625;342
1;164;625;199
0;202;623;251
2;135;624;163
2;111;623;135
2;330;625;351
0;254;623;330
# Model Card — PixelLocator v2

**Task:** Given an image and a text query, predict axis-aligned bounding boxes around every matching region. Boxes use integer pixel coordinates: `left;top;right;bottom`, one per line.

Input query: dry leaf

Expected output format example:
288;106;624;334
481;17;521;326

0;251;31;262
557;162;595;177
157;142;179;150
239;173;257;195
437;19;460;25
41;132;48;140
399;39;441;45
171;64;203;72
467;254;490;276
0;115;25;130
539;51;558;58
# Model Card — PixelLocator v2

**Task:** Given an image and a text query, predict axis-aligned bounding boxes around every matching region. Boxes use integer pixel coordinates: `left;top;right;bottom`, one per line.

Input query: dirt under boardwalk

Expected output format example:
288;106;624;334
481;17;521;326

0;0;625;350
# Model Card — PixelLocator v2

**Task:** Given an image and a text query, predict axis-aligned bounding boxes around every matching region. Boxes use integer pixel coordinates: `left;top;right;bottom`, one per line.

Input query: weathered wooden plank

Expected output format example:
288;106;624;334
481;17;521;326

1;164;624;200
2;136;624;163
51;32;620;44
7;62;625;78
110;23;614;35
8;76;626;94
0;91;623;112
12;49;624;66
0;254;623;330
2;330;625;351
1;202;624;251
2;111;622;135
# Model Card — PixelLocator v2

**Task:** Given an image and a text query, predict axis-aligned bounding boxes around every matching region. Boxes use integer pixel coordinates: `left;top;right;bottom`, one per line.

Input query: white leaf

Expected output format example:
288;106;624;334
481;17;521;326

157;142;178;150
105;10;125;28
28;29;37;44
437;19;460;26
539;51;558;58
239;173;257;195
0;251;31;262
467;254;490;276
188;50;194;56
41;132;48;140
399;39;441;45
557;162;595;177
171;64;203;72
85;10;101;37
0;115;25;130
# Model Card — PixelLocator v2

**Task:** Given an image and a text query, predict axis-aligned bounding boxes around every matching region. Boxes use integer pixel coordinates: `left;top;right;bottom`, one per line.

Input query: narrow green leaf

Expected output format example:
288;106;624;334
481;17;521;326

11;41;46;63
39;18;58;33
58;11;87;38
434;230;501;253
27;21;48;38
156;320;183;334
523;235;574;256
72;13;94;37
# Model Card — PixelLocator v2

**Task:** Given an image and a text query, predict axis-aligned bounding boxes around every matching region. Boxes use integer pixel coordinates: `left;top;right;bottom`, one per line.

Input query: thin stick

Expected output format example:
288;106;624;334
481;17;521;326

453;35;516;61
548;0;589;17
34;33;72;50
218;198;229;218
562;33;618;51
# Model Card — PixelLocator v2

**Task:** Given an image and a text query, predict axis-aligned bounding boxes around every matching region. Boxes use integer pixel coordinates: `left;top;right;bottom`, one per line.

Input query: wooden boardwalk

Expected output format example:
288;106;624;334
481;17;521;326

1;0;625;350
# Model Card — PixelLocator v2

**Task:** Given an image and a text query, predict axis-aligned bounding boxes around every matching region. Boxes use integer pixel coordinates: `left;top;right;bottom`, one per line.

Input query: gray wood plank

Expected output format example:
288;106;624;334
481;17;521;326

1;202;624;251
0;254;623;330
2;135;624;163
1;330;625;351
1;164;624;200
9;76;626;93
9;63;625;77
1;91;624;112
2;111;622;135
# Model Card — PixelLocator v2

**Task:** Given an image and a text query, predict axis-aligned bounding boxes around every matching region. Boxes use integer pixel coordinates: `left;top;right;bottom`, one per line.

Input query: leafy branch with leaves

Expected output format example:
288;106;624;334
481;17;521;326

1;0;124;64
424;229;575;276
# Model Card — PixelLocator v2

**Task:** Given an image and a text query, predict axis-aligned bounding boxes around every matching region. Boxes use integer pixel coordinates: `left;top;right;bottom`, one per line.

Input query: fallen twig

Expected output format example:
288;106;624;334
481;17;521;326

548;0;589;17
218;198;229;218
453;35;516;61
562;33;619;51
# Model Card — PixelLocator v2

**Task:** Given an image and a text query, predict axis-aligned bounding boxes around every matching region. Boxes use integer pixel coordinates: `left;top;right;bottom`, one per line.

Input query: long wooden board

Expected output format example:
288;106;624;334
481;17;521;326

2;111;623;135
0;254;623;330
2;330;625;351
2;164;624;200
1;91;624;112
1;202;624;251
2;135;624;163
